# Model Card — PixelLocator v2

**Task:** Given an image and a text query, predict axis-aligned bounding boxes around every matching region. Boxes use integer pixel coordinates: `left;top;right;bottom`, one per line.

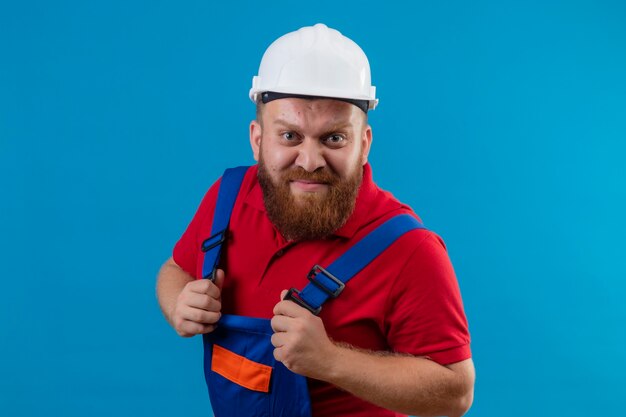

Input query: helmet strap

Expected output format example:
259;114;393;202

261;91;369;114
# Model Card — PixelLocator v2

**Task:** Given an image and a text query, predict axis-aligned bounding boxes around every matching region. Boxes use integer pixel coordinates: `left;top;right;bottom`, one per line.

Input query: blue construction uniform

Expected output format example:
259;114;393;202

201;166;425;417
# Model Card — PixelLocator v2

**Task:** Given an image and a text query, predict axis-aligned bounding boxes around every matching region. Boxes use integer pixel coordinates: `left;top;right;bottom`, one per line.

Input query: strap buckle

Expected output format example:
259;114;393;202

307;265;345;298
284;288;322;316
202;230;227;252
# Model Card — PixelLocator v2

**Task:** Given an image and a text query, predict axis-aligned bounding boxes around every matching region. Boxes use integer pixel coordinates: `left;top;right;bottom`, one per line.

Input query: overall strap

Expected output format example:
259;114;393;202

285;214;426;315
201;166;249;280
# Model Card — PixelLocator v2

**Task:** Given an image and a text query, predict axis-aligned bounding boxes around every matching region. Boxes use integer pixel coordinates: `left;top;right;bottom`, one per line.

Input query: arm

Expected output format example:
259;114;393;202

156;257;224;337
325;344;474;417
271;292;474;417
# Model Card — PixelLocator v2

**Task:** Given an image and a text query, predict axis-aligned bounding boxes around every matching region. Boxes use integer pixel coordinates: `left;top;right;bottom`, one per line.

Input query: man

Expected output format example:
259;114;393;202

157;23;474;417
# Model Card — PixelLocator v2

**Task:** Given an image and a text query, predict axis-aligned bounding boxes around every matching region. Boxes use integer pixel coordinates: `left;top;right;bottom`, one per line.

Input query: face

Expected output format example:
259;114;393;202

249;98;372;240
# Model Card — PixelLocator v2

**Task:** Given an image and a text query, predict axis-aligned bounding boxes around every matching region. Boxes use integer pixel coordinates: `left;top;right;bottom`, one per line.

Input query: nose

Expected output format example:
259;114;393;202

295;138;326;172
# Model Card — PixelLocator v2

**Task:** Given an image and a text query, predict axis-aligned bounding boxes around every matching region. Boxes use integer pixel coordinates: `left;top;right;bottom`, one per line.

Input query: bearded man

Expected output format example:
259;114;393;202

157;24;475;417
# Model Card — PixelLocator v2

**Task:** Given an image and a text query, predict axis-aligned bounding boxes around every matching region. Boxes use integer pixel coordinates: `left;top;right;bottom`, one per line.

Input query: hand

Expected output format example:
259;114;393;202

170;269;224;337
270;290;336;379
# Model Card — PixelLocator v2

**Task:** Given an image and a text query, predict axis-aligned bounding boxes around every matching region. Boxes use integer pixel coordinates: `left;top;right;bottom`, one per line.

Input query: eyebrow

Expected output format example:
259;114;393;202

272;118;353;132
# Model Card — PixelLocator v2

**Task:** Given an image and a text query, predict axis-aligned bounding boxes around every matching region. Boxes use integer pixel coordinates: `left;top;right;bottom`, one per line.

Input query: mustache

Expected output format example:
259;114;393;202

282;167;340;184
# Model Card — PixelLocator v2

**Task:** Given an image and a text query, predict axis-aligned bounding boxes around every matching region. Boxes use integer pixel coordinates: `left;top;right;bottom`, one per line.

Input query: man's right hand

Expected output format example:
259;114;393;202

170;269;224;337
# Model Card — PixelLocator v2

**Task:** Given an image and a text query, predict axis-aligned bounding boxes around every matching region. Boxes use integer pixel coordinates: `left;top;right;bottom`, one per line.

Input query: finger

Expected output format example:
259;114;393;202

280;289;288;300
198;323;217;334
274;298;310;318
270;314;294;332
179;320;216;336
187;278;221;299
270;332;287;348
181;307;221;324
213;269;225;291
273;346;284;363
186;279;211;294
186;292;221;312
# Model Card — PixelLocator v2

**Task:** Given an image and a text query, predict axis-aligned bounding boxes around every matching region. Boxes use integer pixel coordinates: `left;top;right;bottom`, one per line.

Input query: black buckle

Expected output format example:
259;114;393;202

284;288;321;316
307;265;345;298
201;230;227;252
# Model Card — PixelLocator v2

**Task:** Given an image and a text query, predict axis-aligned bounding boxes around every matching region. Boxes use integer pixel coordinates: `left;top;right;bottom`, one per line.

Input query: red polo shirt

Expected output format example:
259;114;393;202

173;163;471;417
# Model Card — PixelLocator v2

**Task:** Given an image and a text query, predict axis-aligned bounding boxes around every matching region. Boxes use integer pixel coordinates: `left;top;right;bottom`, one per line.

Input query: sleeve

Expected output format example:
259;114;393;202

384;232;471;365
172;177;222;278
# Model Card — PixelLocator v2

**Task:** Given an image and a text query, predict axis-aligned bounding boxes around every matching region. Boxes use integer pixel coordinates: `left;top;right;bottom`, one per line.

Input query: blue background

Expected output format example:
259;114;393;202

2;1;625;416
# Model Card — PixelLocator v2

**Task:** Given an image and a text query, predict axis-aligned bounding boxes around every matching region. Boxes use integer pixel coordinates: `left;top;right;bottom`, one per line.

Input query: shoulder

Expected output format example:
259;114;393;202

180;165;257;244
196;165;257;218
387;227;458;305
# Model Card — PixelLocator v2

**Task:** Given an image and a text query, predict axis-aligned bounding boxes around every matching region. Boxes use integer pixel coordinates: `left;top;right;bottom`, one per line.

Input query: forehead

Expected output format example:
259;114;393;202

262;98;363;129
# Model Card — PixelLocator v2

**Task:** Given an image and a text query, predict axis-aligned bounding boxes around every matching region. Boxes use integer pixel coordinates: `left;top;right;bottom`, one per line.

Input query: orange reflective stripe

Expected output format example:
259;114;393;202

211;344;272;393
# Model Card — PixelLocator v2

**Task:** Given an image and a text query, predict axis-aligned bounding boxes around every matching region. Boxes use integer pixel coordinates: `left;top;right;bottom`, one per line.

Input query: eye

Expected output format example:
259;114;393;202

281;132;297;141
324;134;346;145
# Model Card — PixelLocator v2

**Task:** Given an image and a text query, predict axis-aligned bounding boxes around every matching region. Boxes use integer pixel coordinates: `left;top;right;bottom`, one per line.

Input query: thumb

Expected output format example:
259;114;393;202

280;289;288;300
213;269;225;291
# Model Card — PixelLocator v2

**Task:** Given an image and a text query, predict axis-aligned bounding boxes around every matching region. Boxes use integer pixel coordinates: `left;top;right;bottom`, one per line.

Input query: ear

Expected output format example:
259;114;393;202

360;124;373;166
249;120;262;162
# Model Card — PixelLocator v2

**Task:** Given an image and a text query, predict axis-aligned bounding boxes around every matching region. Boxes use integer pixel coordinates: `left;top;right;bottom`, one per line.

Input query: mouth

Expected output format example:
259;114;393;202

290;179;329;193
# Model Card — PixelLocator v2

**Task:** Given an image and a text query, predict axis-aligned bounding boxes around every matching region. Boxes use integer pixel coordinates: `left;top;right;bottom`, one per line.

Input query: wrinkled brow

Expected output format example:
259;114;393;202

272;118;353;132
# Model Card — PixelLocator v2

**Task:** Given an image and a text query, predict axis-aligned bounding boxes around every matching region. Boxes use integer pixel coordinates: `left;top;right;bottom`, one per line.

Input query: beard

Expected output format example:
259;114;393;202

257;153;363;241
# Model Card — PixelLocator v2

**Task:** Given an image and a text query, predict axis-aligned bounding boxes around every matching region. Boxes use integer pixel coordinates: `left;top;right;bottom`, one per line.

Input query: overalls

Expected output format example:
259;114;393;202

200;166;426;417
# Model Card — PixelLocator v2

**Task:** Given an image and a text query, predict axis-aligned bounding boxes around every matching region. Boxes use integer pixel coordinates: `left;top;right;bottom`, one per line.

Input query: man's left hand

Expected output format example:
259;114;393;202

270;290;336;379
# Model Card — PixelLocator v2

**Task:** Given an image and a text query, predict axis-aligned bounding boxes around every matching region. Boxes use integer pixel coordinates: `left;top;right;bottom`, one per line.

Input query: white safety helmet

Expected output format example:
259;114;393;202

249;23;378;112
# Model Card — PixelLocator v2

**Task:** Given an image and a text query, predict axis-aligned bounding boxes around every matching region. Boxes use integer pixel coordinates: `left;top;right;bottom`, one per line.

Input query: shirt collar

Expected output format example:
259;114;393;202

244;163;378;239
